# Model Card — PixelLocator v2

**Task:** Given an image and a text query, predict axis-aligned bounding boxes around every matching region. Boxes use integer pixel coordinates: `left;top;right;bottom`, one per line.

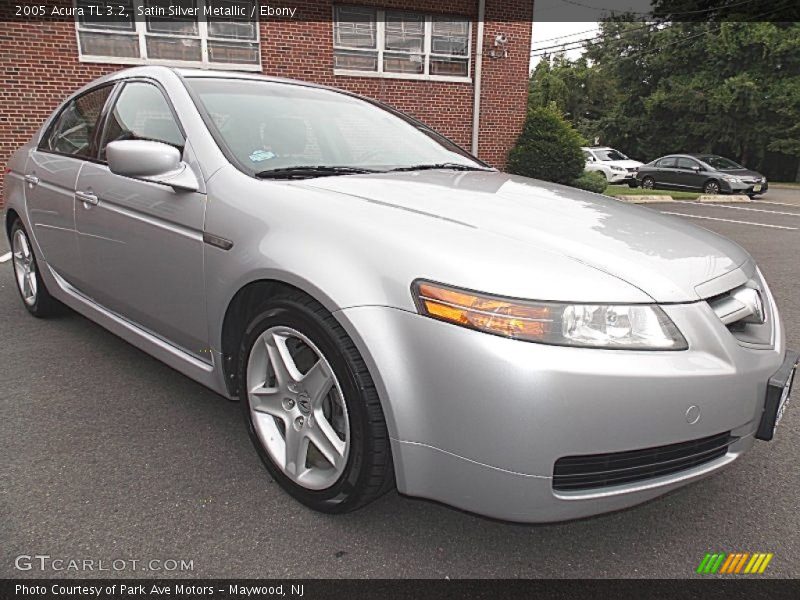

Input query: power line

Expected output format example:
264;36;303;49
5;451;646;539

555;0;759;18
633;4;784;58
530;22;655;55
530;0;765;56
530;26;601;46
530;23;657;56
610;5;785;62
529;4;782;60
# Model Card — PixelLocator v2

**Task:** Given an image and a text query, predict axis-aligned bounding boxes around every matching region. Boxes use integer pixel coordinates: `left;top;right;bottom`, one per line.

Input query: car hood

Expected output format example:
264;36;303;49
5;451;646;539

295;170;751;302
603;159;643;168
718;168;763;179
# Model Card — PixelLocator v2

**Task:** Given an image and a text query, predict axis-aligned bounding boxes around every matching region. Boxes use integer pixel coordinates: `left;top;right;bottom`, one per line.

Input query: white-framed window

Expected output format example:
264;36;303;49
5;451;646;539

333;5;471;82
75;0;261;71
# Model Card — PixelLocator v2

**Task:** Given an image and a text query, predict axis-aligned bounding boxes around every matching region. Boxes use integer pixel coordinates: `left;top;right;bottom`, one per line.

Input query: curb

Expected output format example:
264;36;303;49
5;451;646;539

614;195;672;203
696;194;751;203
613;194;752;204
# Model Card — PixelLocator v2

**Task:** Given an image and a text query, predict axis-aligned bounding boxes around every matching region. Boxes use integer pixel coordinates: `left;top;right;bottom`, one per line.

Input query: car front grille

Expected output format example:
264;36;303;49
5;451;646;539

707;280;773;347
552;431;734;491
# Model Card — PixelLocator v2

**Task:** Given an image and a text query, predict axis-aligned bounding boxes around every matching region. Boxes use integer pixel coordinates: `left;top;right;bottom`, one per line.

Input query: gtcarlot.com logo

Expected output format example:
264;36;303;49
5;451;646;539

697;552;774;575
14;554;194;572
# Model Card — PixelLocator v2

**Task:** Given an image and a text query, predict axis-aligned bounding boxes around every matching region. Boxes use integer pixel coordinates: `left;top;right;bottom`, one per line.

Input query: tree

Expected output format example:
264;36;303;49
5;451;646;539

528;55;620;144
584;20;800;179
527;20;800;180
507;105;586;184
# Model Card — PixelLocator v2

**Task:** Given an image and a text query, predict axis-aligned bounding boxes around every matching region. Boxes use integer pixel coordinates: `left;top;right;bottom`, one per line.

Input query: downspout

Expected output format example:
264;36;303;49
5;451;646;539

471;0;485;156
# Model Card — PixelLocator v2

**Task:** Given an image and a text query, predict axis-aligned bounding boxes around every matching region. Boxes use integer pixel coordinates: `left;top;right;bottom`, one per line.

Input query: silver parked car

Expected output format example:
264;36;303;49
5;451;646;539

5;67;797;522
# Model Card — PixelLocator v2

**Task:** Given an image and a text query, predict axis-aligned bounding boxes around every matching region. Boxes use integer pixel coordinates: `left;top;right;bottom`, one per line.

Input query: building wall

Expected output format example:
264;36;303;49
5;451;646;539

0;0;533;207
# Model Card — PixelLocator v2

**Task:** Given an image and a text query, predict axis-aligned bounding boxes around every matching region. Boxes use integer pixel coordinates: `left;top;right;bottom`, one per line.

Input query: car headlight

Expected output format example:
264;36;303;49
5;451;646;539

721;175;743;183
412;281;688;350
610;166;625;172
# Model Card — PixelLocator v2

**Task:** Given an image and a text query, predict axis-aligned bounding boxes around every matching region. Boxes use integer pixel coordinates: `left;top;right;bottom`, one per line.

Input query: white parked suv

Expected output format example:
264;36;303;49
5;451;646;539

582;147;643;186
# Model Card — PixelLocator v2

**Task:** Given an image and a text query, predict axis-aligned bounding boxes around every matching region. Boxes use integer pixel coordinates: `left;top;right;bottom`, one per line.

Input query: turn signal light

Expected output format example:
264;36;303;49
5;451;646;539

413;281;552;341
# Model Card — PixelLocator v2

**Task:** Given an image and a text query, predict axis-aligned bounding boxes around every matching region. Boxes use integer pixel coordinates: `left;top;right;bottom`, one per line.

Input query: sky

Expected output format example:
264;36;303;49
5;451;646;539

530;21;601;69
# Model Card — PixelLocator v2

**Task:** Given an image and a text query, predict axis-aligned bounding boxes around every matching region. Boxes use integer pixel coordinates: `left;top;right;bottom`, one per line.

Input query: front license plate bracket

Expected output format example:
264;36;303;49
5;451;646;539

756;350;798;441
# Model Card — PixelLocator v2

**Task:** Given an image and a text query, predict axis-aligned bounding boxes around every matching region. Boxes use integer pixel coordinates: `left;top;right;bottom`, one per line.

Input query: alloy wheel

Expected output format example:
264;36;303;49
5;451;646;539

12;229;37;306
704;181;720;194
642;177;655;190
246;325;350;490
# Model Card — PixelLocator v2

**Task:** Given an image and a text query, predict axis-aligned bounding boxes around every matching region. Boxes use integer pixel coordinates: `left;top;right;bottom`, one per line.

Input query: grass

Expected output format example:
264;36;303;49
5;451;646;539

605;185;703;200
770;182;800;189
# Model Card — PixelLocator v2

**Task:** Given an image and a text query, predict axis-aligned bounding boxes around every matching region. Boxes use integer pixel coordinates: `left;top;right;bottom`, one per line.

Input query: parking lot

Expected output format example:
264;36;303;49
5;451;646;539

1;193;799;579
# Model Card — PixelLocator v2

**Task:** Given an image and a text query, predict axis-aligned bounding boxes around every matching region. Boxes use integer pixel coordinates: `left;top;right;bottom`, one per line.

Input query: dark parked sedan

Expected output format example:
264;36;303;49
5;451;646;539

636;154;768;196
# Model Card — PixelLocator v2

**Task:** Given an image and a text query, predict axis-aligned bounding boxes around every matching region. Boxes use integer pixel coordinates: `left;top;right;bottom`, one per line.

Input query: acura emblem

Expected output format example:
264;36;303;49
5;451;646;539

297;392;312;415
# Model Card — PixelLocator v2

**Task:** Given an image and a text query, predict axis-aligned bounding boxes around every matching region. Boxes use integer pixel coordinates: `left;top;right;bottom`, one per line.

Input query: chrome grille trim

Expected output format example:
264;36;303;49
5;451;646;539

708;285;765;326
706;270;775;348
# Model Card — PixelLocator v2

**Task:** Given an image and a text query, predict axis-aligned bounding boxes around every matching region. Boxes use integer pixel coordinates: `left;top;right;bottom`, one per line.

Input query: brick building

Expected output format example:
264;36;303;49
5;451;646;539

0;0;534;206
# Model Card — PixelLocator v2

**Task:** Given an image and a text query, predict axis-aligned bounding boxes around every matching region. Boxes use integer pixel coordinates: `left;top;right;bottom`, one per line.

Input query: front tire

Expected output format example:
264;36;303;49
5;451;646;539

238;290;394;513
641;176;655;190
703;180;721;194
10;220;62;317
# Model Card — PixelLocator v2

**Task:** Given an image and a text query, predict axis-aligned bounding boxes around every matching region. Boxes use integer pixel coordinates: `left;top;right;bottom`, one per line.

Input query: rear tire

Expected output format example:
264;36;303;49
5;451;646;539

10;220;62;318
238;289;394;513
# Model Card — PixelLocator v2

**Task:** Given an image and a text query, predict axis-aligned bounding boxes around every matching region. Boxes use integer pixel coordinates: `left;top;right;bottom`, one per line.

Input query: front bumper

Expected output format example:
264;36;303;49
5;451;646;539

725;180;768;195
608;170;636;184
340;298;786;522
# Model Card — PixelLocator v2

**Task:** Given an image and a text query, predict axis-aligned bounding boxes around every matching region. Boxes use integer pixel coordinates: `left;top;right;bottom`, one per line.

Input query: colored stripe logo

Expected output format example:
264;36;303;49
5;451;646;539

696;552;773;574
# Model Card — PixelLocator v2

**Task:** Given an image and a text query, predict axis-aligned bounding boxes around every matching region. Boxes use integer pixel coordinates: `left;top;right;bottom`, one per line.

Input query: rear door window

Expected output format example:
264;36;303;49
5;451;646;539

657;157;677;168
677;158;699;170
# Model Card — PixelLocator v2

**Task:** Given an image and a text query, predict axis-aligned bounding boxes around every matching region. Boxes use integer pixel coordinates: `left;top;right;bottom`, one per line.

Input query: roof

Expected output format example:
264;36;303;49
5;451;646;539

61;65;342;110
172;67;320;87
83;65;327;90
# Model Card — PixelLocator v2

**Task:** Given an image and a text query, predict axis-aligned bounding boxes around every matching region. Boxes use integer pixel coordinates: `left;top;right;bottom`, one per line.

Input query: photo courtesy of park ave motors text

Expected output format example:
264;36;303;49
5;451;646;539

1;0;799;587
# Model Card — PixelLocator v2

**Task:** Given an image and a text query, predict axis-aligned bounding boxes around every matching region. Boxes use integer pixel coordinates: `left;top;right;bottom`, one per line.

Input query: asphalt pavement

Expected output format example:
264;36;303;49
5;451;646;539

1;191;799;579
762;185;800;206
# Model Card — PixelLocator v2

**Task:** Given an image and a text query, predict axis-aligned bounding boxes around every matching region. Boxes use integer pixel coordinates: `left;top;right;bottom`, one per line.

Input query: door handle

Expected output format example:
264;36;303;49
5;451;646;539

24;174;40;187
75;190;99;206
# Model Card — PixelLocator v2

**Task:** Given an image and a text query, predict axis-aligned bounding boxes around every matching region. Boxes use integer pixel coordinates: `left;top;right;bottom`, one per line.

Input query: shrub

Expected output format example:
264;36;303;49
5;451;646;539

570;170;608;193
507;105;585;184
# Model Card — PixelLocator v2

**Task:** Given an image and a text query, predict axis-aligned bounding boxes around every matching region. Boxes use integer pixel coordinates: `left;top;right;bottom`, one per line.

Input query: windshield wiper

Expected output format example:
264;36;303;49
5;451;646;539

255;166;379;179
387;163;491;173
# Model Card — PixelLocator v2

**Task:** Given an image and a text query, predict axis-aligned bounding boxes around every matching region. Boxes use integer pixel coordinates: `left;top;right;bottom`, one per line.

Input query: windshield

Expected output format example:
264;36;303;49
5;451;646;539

594;149;628;161
698;155;743;170
186;78;484;175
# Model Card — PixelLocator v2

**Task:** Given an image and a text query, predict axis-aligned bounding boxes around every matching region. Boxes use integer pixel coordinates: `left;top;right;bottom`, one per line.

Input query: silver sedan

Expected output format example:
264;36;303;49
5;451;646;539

5;67;797;522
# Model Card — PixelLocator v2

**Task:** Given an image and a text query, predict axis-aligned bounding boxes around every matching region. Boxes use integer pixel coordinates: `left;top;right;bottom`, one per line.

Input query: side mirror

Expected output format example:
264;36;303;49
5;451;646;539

693;166;702;173
106;140;199;192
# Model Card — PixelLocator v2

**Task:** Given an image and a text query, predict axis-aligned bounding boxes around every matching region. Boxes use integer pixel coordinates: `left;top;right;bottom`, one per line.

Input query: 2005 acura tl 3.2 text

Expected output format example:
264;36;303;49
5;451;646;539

6;67;797;522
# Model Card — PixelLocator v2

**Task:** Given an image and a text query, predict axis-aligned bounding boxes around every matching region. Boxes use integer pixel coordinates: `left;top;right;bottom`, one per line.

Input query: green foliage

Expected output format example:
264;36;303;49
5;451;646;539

528;21;800;180
507;106;586;184
570;170;608;193
528;55;620;144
